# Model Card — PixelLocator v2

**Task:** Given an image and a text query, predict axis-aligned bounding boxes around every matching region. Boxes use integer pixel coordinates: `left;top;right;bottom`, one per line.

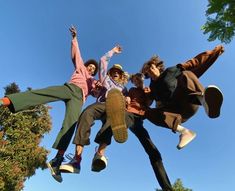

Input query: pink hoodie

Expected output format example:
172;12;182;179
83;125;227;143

69;38;96;102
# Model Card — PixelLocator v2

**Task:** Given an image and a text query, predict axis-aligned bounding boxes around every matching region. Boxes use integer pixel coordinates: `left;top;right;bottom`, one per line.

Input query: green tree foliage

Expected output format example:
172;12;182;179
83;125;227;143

156;178;192;191
202;0;235;44
0;83;52;191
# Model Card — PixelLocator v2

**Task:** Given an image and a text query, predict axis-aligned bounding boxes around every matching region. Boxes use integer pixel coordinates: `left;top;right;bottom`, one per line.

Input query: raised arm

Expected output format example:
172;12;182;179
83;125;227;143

99;45;122;82
70;25;84;69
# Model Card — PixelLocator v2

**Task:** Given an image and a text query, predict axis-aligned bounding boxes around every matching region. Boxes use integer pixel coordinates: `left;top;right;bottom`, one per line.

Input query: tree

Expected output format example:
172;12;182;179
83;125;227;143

156;178;192;191
0;83;52;191
202;0;235;44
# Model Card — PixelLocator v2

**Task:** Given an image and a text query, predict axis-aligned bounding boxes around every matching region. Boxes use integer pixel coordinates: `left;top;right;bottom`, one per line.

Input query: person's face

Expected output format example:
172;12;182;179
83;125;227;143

132;76;144;88
146;64;161;80
110;69;122;81
86;64;96;76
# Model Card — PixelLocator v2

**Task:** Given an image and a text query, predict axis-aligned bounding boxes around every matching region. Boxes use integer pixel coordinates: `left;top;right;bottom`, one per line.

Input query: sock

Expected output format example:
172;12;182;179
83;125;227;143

176;125;189;134
97;149;105;156
96;144;107;156
75;155;82;162
1;97;11;106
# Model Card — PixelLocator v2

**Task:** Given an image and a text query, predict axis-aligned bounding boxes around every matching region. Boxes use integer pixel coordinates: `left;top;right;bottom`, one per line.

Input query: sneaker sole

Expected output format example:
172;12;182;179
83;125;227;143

177;132;196;150
106;88;128;143
204;85;223;118
47;162;63;183
59;164;80;174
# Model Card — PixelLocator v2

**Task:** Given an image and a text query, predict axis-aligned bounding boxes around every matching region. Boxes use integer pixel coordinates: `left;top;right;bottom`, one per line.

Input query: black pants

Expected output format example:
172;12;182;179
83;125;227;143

95;112;173;191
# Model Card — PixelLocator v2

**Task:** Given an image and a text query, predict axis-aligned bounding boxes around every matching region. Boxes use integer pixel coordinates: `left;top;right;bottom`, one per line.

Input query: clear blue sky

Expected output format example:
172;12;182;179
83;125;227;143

1;1;234;190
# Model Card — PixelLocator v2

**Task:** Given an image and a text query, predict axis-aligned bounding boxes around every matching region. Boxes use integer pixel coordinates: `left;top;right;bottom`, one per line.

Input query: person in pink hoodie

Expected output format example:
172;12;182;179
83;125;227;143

0;26;99;183
59;45;128;176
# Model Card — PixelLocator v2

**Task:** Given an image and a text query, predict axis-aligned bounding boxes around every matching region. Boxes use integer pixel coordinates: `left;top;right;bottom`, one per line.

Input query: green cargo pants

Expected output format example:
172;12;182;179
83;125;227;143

7;83;83;150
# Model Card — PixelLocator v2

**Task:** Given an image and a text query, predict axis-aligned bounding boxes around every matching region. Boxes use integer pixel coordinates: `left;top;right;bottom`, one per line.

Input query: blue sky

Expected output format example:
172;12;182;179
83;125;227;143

1;1;235;190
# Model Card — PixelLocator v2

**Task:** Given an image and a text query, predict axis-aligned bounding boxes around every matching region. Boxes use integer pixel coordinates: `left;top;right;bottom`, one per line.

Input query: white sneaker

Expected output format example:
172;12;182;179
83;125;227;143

202;85;223;118
91;152;108;172
177;130;196;150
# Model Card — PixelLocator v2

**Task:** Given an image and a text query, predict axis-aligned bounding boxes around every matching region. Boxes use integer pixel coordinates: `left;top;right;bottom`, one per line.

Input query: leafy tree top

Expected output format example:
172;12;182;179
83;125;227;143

202;0;235;44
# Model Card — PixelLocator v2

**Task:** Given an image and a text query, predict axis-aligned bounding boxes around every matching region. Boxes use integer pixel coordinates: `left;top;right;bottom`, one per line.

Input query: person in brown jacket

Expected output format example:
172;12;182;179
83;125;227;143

141;45;224;149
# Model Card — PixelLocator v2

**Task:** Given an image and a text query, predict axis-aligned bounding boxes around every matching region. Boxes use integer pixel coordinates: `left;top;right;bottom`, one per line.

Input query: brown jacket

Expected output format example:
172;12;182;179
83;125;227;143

178;45;224;78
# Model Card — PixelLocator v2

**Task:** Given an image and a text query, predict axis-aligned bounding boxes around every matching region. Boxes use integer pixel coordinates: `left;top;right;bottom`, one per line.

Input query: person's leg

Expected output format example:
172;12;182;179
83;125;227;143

130;121;173;191
177;71;223;119
59;103;106;174
92;112;133;172
52;85;83;151
145;108;196;149
94;110;137;148
47;84;83;182
73;102;106;146
92;117;114;172
93;112;152;173
5;84;73;113
1;83;81;183
145;108;182;133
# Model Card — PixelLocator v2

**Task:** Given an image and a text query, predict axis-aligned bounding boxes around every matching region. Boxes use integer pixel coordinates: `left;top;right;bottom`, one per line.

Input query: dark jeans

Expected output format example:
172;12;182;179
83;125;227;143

95;112;173;191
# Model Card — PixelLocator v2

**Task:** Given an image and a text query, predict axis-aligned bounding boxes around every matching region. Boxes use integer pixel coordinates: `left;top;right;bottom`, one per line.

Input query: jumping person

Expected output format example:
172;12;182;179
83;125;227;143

59;45;128;175
141;45;224;149
0;26;99;182
91;73;174;190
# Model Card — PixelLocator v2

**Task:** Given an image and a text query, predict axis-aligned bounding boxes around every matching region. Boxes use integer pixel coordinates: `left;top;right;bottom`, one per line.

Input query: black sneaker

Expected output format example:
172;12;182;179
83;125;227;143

47;155;64;183
202;85;223;118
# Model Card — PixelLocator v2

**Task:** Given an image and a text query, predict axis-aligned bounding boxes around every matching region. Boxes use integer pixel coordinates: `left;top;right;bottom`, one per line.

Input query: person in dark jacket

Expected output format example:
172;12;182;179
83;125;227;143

141;45;224;149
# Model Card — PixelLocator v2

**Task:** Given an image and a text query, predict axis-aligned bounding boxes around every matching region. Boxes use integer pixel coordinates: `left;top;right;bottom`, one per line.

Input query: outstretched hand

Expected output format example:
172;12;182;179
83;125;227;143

69;25;77;39
112;45;122;54
216;45;225;55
